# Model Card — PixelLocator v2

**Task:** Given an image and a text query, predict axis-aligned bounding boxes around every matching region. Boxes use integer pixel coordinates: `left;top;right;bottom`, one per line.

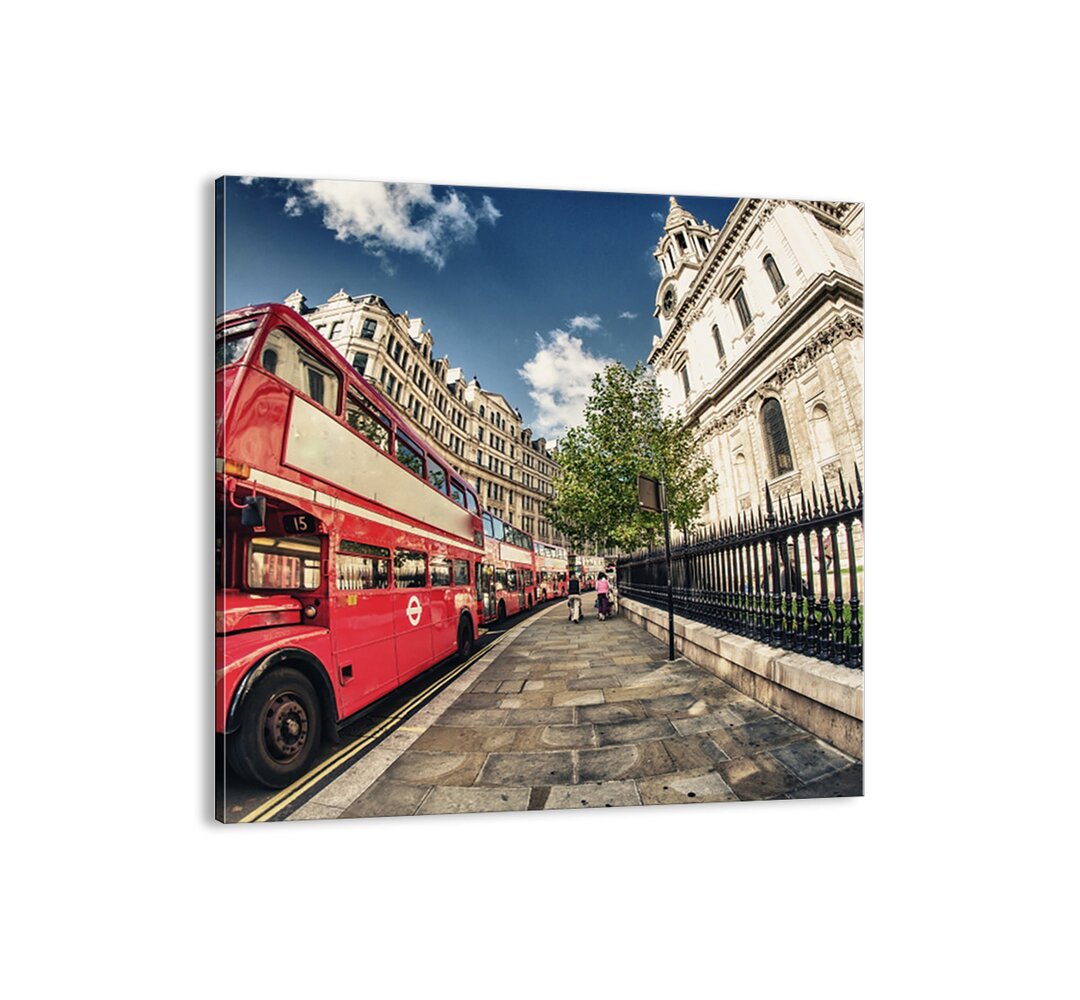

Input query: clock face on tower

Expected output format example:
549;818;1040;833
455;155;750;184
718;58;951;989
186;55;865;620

662;286;676;318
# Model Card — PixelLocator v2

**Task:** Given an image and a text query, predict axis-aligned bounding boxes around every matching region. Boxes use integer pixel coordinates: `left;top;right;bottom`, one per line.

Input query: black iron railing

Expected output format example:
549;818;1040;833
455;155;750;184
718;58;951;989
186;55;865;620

616;467;863;670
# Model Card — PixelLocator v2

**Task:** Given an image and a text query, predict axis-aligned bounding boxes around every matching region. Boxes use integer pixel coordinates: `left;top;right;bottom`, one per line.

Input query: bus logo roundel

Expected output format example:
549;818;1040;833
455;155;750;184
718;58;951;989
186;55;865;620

406;595;423;627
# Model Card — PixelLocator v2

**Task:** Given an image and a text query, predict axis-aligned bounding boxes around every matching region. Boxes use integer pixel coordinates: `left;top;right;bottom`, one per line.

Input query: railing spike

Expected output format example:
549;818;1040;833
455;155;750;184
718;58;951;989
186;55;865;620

854;463;863;502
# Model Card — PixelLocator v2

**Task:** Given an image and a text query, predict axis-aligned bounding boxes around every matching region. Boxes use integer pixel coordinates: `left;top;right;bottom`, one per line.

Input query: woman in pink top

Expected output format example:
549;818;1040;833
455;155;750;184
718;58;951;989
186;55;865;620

596;572;611;620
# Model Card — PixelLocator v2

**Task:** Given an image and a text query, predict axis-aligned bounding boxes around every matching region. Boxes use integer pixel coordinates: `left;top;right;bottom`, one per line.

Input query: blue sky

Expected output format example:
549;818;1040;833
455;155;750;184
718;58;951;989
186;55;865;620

217;177;738;440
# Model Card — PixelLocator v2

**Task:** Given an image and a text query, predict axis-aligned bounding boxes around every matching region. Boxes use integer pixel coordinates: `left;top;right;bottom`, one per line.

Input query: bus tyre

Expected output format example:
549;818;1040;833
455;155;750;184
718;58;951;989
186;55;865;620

457;616;475;659
230;667;322;789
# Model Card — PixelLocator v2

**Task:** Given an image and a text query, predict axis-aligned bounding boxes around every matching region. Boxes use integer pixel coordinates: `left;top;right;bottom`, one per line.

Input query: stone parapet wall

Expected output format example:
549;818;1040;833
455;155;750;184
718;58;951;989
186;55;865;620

619;597;863;759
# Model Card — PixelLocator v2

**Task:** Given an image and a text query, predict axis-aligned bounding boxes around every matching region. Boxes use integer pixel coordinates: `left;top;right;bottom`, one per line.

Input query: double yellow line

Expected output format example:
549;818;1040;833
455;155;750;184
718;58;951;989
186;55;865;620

237;632;508;823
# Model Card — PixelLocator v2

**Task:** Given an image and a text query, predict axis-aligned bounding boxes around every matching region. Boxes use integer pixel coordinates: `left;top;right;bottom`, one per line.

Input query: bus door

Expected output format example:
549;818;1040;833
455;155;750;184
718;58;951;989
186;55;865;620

427;555;457;661
332;541;398;715
479;563;496;621
392;548;434;682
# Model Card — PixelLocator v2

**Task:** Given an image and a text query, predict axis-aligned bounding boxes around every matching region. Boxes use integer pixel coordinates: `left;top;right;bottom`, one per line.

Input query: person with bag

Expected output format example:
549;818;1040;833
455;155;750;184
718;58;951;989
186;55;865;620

596;571;611;620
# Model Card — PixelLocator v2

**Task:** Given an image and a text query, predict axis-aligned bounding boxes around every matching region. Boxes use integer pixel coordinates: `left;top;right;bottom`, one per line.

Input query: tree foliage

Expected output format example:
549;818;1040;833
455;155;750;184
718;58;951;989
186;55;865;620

547;362;715;551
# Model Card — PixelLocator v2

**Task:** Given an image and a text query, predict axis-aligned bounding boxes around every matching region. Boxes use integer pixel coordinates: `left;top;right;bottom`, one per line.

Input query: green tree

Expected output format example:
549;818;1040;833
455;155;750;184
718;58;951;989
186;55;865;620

547;362;715;550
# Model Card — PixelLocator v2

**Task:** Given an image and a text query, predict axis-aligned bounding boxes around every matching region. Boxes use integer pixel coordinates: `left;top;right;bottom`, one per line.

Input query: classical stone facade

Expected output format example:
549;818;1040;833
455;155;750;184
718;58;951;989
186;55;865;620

283;288;562;544
649;197;864;526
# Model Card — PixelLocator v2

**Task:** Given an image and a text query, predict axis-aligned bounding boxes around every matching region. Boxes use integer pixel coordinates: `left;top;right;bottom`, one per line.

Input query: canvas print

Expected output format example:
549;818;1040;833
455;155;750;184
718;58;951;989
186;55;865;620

215;177;864;824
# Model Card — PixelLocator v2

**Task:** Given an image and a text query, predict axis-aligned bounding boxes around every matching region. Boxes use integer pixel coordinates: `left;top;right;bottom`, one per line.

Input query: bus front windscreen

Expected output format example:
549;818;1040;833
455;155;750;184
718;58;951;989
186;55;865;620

215;320;260;368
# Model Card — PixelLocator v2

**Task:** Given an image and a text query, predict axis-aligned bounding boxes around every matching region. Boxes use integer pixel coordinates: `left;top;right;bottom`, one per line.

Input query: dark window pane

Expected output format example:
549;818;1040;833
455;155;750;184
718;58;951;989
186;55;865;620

712;324;725;361
345;391;390;451
394;549;427;588
762;398;794;476
735;288;752;328
449;478;466;508
428;459;448;495
337;553;389;590
764;254;785;293
431;556;451;587
248;535;321;590
396;434;424;477
453;559;470;585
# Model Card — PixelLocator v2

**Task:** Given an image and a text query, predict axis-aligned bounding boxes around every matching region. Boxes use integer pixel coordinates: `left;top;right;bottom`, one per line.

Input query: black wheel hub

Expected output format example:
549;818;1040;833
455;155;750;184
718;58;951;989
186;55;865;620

263;693;309;761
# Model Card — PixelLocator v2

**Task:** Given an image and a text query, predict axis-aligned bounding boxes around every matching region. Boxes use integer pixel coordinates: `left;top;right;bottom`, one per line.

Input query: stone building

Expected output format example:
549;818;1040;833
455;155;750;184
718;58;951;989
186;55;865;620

283;288;562;544
648;197;864;527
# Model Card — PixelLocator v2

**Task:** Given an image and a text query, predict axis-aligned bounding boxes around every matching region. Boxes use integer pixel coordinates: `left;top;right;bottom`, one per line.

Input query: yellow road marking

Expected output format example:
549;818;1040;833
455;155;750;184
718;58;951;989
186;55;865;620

238;633;508;823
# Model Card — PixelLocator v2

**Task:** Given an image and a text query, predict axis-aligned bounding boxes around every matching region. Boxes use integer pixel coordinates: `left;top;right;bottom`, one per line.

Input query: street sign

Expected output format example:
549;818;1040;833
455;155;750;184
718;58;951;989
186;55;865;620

638;475;663;512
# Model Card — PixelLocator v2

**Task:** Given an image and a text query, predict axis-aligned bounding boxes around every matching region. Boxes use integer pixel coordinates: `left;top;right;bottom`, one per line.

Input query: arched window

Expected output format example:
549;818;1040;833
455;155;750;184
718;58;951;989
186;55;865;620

811;402;837;461
679;365;691;399
734;287;752;328
764;254;785;293
262;348;278;375
711;324;725;362
761;398;794;476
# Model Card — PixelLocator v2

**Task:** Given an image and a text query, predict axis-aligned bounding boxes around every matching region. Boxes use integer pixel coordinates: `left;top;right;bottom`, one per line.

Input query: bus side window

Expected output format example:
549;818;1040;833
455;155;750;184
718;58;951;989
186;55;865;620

482;512;494;538
396;432;425;479
337;540;390;589
428;458;449;495
345;389;390;451
394;549;428;588
465;490;479;515
431;556;451;587
449;478;466;508
453;559;470;585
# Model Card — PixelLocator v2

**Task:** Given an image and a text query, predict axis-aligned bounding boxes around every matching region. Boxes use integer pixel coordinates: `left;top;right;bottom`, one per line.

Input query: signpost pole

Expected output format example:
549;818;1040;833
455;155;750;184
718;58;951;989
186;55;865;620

638;472;676;661
660;478;675;661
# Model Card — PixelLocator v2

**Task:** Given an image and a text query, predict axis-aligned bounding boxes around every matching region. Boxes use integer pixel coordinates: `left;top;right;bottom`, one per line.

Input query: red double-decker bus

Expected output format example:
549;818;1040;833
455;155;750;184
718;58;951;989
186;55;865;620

216;303;484;787
478;512;536;623
533;540;569;600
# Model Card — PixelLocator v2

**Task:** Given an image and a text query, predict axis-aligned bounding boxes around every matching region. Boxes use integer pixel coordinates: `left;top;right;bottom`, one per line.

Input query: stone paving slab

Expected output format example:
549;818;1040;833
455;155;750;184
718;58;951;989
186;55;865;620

416;786;531;815
637;768;739;805
542;780;642;810
317;602;862;821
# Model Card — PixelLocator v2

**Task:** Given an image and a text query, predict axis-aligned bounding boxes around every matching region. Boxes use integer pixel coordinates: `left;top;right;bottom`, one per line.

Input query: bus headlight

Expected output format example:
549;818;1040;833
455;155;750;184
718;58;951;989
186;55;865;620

303;604;318;619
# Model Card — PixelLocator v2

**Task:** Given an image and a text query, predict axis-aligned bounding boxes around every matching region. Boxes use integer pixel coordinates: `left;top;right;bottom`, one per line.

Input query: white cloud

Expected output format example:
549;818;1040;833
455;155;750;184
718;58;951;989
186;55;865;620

619;311;638;320
239;176;256;185
518;330;615;439
280;180;499;269
567;314;602;331
651;211;665;223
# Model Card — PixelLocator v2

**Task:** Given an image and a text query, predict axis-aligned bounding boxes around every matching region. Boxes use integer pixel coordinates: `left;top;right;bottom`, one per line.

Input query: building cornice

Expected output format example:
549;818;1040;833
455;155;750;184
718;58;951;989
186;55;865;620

694;307;863;438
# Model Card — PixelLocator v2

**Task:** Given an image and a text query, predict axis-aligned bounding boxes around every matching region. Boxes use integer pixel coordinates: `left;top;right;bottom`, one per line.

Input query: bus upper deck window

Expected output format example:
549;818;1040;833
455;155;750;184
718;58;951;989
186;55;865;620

346;390;390;451
396;433;425;478
428;458;449;495
261;327;340;411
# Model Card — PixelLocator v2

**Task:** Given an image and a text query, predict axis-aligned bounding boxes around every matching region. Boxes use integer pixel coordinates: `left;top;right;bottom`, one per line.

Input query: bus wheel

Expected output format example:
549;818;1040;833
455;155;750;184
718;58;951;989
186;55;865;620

497;600;506;623
230;667;322;789
457;616;475;659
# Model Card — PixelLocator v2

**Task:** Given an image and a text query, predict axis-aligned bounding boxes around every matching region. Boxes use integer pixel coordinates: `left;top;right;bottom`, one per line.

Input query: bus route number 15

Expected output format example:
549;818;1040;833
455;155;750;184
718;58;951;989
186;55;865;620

283;514;316;533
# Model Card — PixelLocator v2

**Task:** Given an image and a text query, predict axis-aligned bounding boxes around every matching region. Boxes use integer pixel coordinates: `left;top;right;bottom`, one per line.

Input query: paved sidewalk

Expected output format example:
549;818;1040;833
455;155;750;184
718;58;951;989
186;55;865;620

297;601;862;820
